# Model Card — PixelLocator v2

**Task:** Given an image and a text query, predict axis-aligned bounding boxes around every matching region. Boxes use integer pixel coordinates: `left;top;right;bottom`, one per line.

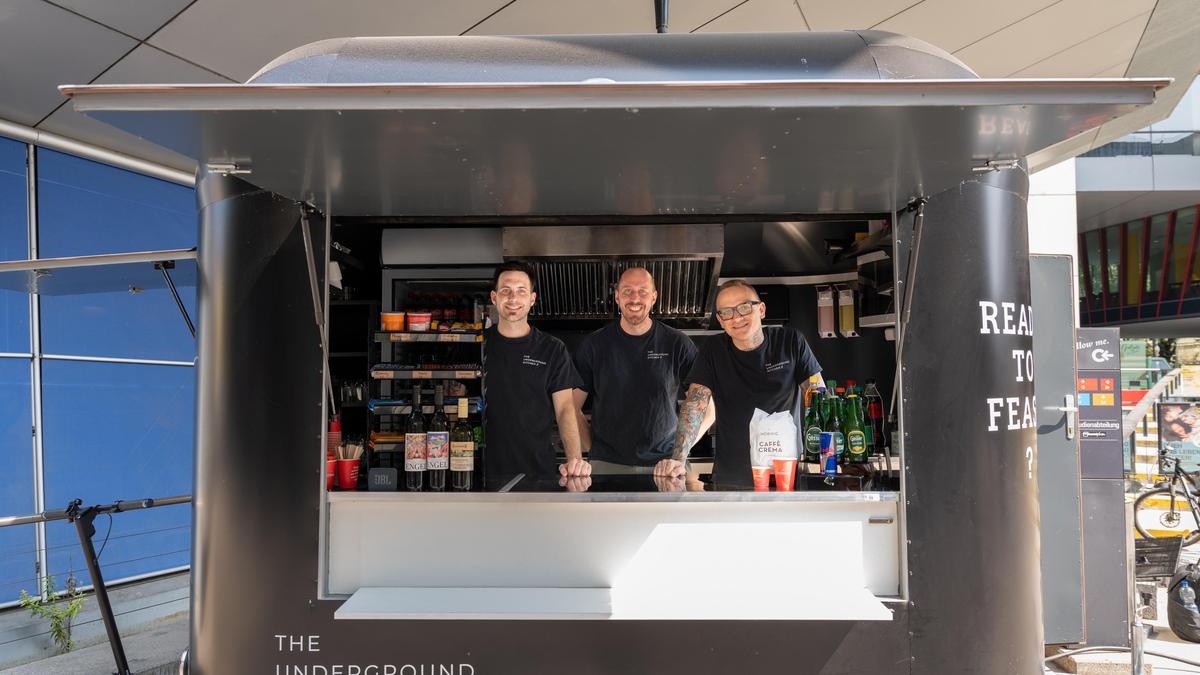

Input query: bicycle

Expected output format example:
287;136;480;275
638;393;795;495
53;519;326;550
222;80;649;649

1133;456;1200;546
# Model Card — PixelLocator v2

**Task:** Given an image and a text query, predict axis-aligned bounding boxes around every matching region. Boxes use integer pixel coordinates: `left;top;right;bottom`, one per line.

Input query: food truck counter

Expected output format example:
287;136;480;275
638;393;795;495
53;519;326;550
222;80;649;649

328;471;892;499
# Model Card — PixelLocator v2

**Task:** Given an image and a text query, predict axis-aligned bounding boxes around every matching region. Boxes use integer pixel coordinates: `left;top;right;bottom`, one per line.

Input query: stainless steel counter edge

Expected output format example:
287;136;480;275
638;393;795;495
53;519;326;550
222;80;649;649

326;491;900;504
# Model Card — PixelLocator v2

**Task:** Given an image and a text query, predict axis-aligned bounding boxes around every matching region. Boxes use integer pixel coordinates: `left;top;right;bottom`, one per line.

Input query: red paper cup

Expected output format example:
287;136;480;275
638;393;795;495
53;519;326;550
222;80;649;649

773;458;797;492
336;458;360;491
326;458;336;491
751;466;772;491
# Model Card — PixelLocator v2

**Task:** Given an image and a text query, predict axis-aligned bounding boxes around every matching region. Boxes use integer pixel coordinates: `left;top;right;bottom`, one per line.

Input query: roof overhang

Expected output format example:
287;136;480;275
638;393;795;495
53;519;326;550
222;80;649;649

62;78;1168;217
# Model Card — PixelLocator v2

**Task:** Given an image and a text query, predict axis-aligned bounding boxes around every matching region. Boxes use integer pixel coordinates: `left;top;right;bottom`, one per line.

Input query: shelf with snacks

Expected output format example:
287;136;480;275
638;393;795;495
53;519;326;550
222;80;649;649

369;397;482;416
374;331;483;343
370;366;481;380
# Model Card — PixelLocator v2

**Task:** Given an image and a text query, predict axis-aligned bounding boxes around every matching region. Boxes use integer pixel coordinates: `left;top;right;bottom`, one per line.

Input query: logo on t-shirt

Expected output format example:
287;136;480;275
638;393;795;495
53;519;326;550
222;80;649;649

522;355;547;367
765;359;791;373
646;351;670;360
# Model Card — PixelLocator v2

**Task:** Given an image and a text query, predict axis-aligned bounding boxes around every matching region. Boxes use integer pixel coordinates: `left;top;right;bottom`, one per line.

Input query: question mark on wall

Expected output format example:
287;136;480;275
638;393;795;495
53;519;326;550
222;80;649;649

1025;446;1034;479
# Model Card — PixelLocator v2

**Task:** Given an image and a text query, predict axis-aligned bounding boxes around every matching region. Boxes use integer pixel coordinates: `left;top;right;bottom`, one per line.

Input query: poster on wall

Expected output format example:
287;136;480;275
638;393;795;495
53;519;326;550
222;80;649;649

1157;402;1200;474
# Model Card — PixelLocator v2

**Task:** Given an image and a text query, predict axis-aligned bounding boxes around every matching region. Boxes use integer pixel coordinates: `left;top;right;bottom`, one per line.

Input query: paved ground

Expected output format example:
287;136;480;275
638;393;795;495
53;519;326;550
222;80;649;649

0;611;186;675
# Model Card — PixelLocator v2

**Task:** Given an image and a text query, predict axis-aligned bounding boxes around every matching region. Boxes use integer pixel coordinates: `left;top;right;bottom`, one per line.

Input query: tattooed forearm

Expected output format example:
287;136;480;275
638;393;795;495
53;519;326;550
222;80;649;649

671;384;713;461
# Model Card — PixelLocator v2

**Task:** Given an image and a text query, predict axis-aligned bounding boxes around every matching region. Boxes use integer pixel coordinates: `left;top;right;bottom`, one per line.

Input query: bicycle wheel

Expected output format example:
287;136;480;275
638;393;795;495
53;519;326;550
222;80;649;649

1134;487;1200;546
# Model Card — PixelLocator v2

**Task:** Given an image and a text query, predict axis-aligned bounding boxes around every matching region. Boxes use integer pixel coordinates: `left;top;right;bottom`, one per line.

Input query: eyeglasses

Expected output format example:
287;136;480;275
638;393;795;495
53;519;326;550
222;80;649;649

714;300;761;321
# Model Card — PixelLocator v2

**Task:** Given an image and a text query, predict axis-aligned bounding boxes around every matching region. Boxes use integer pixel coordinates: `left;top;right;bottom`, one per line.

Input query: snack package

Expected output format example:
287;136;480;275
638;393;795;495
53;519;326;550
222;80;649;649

749;408;799;470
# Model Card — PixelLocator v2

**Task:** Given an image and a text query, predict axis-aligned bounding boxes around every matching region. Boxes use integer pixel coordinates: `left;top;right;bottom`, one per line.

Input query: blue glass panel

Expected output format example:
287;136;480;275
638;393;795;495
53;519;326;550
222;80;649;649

36;149;195;258
40;284;196;361
0;358;35;603
0;136;30;353
42;361;193;587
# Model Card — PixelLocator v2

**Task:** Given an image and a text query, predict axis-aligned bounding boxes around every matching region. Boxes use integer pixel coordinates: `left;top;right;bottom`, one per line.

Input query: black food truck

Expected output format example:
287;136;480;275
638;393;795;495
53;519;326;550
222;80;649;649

54;30;1165;674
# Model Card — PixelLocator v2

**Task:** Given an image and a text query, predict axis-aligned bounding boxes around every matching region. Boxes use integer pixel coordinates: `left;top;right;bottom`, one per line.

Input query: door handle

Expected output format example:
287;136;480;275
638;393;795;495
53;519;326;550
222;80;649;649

1042;394;1077;440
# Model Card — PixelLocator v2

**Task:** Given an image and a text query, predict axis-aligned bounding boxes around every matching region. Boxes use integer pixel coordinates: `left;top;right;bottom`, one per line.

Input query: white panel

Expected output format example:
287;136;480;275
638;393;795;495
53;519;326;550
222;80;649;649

333;523;893;621
1014;12;1150;78
0;0;135;125
1151;155;1200;191
954;0;1156;78
1028;194;1078;257
872;0;1057;53
148;0;513;82
327;496;901;597
611;522;892;620
799;0;914;30
469;0;740;35
1076;156;1155;193
52;0;192;40
693;0;809;33
1029;158;1076;197
38;44;229;171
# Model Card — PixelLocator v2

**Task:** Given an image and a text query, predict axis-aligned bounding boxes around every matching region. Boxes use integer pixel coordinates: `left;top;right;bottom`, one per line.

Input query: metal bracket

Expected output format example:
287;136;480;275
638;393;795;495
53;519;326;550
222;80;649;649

155;261;195;338
971;159;1021;173
205;162;251;176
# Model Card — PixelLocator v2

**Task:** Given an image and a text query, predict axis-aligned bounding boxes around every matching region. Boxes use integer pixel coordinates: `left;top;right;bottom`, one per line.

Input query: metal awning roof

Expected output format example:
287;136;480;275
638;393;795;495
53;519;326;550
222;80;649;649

62;77;1166;217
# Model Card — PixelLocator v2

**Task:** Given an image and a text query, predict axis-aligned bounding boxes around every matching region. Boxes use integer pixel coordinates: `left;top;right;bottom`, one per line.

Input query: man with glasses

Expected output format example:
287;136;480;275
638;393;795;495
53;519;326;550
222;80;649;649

484;261;589;481
571;267;699;469
654;279;823;487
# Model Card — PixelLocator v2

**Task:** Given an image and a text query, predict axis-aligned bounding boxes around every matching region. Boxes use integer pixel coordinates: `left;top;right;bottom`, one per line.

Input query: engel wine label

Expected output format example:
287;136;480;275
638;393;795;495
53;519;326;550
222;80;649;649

450;441;474;472
427;432;449;470
404;433;427;471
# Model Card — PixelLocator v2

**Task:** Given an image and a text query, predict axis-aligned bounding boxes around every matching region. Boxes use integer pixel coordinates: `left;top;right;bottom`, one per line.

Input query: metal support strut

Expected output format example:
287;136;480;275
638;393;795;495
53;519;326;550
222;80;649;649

65;499;131;675
156;261;196;338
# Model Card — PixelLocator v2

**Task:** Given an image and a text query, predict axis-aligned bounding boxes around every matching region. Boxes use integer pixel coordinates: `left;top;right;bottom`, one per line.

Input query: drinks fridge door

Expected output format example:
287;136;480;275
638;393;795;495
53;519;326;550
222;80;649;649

1030;254;1085;645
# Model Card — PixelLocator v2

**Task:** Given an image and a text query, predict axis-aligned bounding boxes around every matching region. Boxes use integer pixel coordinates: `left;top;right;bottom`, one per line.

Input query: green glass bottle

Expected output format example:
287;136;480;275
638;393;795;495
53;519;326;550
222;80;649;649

823;391;845;460
803;389;825;463
845;393;869;463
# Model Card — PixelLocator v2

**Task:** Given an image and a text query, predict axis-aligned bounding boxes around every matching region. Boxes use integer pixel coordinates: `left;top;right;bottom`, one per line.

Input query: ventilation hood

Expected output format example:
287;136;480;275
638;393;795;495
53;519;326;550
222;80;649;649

502;224;723;322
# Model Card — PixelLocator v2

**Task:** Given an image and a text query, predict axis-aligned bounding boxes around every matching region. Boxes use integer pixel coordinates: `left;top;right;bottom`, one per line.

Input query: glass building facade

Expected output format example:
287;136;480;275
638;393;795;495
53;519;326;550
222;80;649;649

0;136;195;605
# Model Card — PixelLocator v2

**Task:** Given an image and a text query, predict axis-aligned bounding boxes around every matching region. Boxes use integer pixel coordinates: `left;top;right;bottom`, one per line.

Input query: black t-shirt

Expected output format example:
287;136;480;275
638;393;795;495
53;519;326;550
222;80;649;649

483;326;582;479
574;321;698;466
684;327;822;486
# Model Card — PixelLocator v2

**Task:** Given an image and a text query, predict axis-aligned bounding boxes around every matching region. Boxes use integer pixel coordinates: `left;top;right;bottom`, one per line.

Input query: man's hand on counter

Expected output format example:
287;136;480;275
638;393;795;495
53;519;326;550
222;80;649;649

653;458;686;478
558;474;593;492
559;457;592;477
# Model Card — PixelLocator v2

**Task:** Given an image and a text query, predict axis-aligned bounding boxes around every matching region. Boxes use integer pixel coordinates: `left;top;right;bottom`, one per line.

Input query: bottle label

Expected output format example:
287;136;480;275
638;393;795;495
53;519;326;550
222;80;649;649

848;430;867;459
450;441;475;471
426;432;449;470
404;433;427;472
804;426;822;452
833;432;846;456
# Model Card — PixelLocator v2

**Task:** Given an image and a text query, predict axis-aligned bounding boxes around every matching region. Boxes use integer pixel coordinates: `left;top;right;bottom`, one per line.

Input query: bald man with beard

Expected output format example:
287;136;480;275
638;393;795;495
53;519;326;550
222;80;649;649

572;267;701;469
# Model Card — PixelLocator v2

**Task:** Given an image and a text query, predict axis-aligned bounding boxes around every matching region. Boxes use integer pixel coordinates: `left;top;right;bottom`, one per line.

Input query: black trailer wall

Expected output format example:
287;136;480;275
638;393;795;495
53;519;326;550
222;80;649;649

900;166;1044;673
190;167;1040;674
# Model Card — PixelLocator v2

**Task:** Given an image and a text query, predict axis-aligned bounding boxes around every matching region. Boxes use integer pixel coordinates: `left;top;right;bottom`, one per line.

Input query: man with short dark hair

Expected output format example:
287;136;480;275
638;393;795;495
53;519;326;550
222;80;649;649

572;267;699;468
654;279;823;486
484;261;590;480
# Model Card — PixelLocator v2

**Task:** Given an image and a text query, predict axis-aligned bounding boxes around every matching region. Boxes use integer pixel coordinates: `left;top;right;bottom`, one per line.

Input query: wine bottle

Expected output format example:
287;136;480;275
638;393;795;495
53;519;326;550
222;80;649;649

451;397;475;491
427;384;449;491
404;384;427;491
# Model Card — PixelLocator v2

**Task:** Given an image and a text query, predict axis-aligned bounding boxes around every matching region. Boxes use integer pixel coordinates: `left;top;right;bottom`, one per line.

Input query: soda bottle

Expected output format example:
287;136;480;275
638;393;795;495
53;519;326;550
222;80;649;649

845;393;869;463
426;384;449;491
404;384;427;491
863;379;885;455
803;388;825;463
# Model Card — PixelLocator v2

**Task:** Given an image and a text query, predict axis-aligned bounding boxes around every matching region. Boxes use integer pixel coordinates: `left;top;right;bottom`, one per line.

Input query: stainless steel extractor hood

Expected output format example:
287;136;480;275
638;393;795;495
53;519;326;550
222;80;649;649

502;224;723;322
